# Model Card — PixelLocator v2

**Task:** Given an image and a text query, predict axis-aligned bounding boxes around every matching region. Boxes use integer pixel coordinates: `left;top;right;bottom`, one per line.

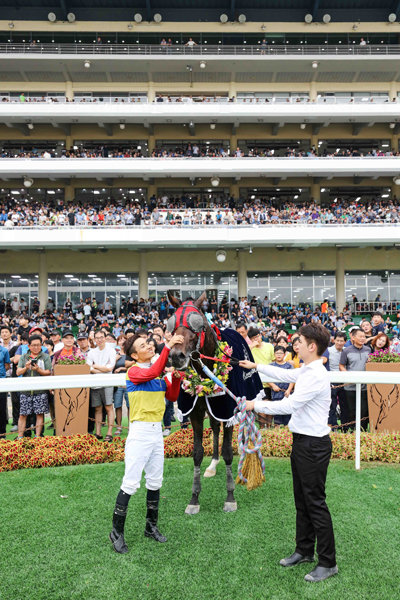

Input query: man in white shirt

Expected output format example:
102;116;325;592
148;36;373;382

240;323;337;583
87;329;116;441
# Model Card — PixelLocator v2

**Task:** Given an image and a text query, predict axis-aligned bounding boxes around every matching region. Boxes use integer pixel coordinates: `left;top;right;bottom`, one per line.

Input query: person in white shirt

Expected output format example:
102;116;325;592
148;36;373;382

87;329;116;441
240;323;337;583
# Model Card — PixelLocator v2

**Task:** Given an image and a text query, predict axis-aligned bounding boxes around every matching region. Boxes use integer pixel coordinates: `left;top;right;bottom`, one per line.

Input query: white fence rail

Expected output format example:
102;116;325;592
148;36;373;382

1;370;398;471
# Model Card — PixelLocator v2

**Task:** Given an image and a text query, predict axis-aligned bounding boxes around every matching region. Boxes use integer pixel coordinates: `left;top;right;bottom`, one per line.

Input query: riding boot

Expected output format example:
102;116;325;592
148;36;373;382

144;489;167;543
110;489;130;554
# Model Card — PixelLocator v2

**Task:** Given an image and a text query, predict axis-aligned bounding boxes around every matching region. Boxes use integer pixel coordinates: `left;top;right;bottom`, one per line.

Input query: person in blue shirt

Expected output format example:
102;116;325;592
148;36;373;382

268;346;294;426
0;345;11;438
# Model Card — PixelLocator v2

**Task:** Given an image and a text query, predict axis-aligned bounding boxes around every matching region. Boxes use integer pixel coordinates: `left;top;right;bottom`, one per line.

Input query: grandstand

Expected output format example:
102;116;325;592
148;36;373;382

1;1;400;311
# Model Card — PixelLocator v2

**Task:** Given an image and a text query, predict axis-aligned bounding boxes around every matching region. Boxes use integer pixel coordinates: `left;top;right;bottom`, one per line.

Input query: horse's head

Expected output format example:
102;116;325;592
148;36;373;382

166;290;215;371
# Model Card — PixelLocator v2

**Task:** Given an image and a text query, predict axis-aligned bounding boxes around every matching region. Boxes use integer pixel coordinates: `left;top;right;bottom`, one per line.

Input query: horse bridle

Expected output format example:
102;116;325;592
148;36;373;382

166;301;207;354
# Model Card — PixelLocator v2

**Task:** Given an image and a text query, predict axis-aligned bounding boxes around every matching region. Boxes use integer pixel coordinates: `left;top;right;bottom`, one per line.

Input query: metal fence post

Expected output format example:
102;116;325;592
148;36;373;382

355;382;361;470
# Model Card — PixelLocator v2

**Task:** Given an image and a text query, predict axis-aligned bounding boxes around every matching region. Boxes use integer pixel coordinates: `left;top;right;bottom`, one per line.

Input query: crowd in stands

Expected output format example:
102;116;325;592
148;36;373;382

1;143;398;159
1;293;400;439
1;197;400;227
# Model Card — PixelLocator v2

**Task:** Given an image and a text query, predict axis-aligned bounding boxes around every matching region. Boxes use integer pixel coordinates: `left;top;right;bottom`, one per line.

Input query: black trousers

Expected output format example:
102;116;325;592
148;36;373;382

345;389;369;431
0;392;7;436
329;386;349;430
291;433;336;568
11;391;20;426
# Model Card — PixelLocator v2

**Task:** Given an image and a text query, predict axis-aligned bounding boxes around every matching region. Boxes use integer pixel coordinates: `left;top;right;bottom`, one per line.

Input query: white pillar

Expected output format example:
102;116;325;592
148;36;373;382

335;249;345;312
237;251;247;299
138;252;148;299
65;81;74;102
38;252;48;315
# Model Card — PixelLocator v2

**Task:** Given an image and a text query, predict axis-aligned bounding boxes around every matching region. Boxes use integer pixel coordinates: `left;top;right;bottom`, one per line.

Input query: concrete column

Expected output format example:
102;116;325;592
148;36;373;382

38;252;48;315
139;252;148;299
148;134;155;154
310;134;318;150
335;249;345;312
65;135;72;150
147;183;157;199
228;80;236;100
237;251;248;299
229;182;239;199
64;185;74;202
148;83;155;103
230;134;237;154
310;182;320;204
65;81;74;102
309;81;317;102
389;81;397;102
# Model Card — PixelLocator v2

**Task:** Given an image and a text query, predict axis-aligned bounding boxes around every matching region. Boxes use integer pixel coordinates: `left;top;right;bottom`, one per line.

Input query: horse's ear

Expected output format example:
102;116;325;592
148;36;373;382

167;290;181;308
194;291;207;309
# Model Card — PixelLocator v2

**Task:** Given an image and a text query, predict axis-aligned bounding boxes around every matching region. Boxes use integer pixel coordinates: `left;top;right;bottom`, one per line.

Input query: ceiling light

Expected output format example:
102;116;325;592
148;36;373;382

304;13;313;23
300;123;306;129
238;14;246;23
312;61;318;69
119;123;125;130
199;61;206;69
210;123;216;130
220;13;228;23
48;12;57;22
249;247;253;254
8;22;14;29
393;176;400;185
134;13;142;22
388;13;397;23
67;12;76;22
389;123;396;129
322;14;331;23
27;122;34;130
84;60;91;68
23;177;33;188
153;13;162;22
216;250;226;263
211;176;220;187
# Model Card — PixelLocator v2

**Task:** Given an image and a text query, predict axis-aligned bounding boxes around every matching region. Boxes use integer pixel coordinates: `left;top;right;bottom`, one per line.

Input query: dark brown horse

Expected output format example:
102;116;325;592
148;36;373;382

167;290;237;514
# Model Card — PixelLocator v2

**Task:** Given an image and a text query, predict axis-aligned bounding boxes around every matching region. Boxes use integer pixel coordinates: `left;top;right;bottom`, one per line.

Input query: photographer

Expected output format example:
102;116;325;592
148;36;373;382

16;334;52;438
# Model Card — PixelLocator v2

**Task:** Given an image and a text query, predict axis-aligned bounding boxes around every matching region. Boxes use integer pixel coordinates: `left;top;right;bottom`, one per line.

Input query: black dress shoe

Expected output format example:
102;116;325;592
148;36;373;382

109;529;129;554
305;565;338;582
279;552;315;567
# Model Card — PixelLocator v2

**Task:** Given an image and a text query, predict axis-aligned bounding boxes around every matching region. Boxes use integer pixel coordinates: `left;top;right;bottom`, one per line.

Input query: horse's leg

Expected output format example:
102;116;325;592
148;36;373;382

221;425;237;513
185;402;205;515
204;416;220;478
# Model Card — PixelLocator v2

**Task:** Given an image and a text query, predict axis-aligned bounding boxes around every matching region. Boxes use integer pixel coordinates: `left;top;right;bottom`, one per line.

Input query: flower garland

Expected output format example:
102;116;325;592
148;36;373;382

181;342;233;397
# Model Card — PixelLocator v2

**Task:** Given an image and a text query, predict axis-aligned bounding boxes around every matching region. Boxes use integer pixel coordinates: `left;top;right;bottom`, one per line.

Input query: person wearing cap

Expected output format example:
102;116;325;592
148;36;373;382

52;330;84;366
77;333;90;358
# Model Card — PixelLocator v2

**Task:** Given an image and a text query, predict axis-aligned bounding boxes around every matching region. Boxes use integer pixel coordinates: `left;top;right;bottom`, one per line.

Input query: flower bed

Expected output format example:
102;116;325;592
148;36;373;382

0;428;399;472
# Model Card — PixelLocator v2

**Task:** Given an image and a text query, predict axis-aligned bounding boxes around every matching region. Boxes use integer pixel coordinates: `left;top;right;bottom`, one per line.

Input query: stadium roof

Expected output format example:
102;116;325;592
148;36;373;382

0;0;399;23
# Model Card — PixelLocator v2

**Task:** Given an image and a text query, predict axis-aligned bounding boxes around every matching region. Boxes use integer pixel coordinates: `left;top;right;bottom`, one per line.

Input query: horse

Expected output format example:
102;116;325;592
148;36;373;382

166;290;264;514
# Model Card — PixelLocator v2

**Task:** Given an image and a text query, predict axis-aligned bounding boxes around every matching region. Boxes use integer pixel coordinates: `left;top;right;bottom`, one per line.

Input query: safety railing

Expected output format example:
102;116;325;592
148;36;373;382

0;43;400;57
1;370;398;470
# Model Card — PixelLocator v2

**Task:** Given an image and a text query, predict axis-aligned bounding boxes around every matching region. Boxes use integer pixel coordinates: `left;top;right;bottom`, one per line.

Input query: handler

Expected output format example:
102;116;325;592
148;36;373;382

110;331;184;554
240;323;338;583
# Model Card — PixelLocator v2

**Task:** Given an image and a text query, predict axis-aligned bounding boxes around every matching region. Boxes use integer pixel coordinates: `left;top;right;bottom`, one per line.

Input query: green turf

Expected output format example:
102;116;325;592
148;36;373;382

0;458;399;600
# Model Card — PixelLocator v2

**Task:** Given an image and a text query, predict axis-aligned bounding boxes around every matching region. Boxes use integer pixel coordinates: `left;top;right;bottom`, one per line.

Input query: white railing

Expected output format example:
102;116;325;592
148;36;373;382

1;370;398;471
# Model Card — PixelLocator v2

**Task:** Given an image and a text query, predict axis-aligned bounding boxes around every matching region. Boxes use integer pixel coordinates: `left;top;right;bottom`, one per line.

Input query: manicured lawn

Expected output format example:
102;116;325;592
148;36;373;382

0;458;398;600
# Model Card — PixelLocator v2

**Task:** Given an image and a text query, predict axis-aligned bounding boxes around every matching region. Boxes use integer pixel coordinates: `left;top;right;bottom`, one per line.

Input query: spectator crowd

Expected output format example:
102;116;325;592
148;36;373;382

1;197;400;227
1;292;400;440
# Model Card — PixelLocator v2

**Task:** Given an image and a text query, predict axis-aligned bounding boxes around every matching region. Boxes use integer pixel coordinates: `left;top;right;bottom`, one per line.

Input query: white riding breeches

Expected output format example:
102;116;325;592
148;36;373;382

121;421;164;495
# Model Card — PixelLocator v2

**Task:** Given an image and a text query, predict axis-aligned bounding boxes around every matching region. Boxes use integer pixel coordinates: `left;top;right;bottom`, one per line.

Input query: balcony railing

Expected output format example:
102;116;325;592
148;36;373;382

0;43;399;57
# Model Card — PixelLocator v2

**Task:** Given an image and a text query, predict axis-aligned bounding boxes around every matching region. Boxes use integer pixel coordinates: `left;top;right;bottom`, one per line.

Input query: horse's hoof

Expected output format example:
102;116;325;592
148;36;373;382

223;502;238;513
185;504;200;515
203;468;216;478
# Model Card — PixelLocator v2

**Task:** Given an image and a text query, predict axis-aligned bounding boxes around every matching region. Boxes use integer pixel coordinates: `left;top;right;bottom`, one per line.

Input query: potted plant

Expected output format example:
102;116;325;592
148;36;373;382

366;350;400;433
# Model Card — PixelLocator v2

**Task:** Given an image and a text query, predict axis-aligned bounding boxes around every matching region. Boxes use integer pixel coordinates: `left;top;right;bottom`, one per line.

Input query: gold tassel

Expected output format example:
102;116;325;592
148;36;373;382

235;450;265;491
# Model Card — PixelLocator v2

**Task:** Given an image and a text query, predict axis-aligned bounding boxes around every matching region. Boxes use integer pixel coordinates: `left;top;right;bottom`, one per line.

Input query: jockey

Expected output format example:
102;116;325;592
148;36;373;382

110;331;184;554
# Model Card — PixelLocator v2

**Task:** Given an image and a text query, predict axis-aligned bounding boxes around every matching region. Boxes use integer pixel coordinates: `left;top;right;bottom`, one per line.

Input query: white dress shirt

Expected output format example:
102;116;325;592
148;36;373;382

254;358;331;437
